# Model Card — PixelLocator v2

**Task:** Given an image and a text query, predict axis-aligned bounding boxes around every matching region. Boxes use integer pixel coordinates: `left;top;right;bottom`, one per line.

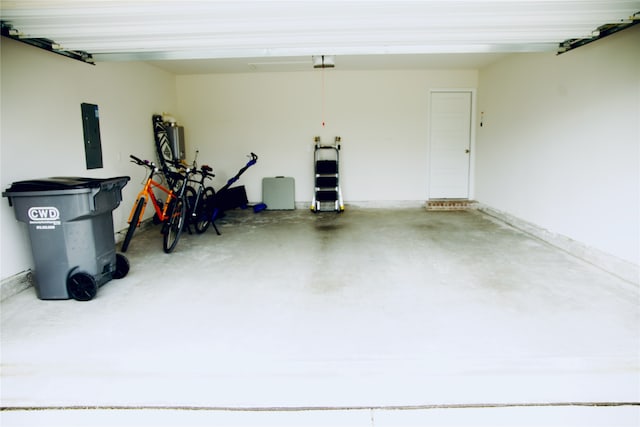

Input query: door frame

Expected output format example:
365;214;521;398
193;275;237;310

427;88;477;200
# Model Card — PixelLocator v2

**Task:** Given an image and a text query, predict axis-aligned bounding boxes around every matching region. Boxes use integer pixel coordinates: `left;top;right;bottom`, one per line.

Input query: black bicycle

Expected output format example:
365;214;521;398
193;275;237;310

185;162;217;234
161;160;195;253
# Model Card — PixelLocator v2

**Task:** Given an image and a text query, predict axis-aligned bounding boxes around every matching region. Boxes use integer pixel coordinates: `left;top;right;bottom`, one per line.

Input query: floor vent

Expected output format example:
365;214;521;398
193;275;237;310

426;199;477;211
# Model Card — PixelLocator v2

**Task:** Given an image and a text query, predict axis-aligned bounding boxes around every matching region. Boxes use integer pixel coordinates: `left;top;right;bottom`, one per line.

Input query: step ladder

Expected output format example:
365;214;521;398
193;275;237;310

311;136;344;213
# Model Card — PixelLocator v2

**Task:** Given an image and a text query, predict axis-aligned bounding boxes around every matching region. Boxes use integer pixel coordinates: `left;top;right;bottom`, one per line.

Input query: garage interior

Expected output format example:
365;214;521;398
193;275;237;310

1;1;639;426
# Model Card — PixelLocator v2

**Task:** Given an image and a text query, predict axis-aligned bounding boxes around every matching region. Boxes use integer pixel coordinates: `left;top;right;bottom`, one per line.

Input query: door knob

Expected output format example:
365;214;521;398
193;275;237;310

465;149;470;154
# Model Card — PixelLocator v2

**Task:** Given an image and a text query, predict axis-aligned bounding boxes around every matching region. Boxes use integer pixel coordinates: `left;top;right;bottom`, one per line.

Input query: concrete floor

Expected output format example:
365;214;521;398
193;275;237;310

1;207;639;426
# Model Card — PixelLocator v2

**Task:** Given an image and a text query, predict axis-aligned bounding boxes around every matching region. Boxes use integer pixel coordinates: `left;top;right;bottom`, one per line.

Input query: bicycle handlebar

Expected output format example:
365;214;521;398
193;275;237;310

129;154;184;173
129;154;154;168
199;165;215;179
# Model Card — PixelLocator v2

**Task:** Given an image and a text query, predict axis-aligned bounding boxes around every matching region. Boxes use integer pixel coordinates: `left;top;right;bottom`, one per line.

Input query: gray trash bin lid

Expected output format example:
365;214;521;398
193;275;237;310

4;176;129;193
2;176;130;212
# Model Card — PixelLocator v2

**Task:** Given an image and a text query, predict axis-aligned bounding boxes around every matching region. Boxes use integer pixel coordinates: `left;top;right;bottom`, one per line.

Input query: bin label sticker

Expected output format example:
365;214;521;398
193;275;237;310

28;207;61;229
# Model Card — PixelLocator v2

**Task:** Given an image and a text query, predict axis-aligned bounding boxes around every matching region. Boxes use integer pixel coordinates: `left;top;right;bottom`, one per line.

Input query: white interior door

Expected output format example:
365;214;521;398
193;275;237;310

428;91;472;199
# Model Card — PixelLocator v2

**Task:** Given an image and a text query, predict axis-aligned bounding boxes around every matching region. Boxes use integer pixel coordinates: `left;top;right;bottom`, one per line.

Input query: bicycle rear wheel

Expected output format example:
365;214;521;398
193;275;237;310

121;197;145;252
195;187;215;234
163;197;186;253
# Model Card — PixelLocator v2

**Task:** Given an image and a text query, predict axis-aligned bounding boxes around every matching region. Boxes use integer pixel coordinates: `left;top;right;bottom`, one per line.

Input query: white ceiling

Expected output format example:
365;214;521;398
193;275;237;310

1;1;638;74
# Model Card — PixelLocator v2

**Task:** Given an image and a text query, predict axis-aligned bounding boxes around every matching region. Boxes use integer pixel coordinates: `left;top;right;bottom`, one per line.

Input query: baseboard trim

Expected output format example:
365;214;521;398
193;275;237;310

476;204;639;286
295;200;426;210
1;270;34;301
345;200;426;209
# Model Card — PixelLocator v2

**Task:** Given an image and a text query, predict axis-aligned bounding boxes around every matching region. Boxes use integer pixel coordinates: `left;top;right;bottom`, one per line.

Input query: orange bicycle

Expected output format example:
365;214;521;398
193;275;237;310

121;155;190;253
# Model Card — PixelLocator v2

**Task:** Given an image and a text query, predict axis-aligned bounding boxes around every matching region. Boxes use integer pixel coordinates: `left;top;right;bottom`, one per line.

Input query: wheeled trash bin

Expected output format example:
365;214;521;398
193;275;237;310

3;176;130;301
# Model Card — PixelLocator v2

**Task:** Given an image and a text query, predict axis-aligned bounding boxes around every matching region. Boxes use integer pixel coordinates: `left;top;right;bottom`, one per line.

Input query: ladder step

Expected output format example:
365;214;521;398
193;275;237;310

316;160;338;174
316;176;338;187
316;190;338;201
316;201;339;212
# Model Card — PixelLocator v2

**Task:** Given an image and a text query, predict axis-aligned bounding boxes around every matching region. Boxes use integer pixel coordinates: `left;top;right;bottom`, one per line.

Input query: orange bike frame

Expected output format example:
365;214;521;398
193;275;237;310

127;176;176;226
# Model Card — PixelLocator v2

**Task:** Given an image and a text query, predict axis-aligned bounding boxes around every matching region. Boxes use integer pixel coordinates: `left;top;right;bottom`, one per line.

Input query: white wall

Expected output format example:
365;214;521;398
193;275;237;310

175;70;478;204
0;38;177;279
476;26;640;265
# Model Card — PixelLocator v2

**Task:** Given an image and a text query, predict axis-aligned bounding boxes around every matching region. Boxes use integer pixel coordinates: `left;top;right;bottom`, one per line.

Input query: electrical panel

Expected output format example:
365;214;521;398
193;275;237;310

80;103;103;169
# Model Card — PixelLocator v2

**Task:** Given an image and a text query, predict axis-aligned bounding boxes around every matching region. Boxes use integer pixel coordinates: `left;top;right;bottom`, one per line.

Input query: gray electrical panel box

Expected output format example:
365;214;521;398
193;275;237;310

166;125;186;161
81;103;103;169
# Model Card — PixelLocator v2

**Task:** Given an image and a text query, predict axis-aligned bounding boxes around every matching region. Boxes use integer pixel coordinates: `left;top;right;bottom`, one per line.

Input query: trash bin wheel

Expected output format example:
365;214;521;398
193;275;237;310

67;272;98;301
113;253;130;279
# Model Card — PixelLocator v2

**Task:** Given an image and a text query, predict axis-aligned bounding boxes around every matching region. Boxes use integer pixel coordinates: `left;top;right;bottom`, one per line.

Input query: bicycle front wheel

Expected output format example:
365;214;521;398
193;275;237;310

122;197;145;252
195;187;215;234
163;197;186;253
